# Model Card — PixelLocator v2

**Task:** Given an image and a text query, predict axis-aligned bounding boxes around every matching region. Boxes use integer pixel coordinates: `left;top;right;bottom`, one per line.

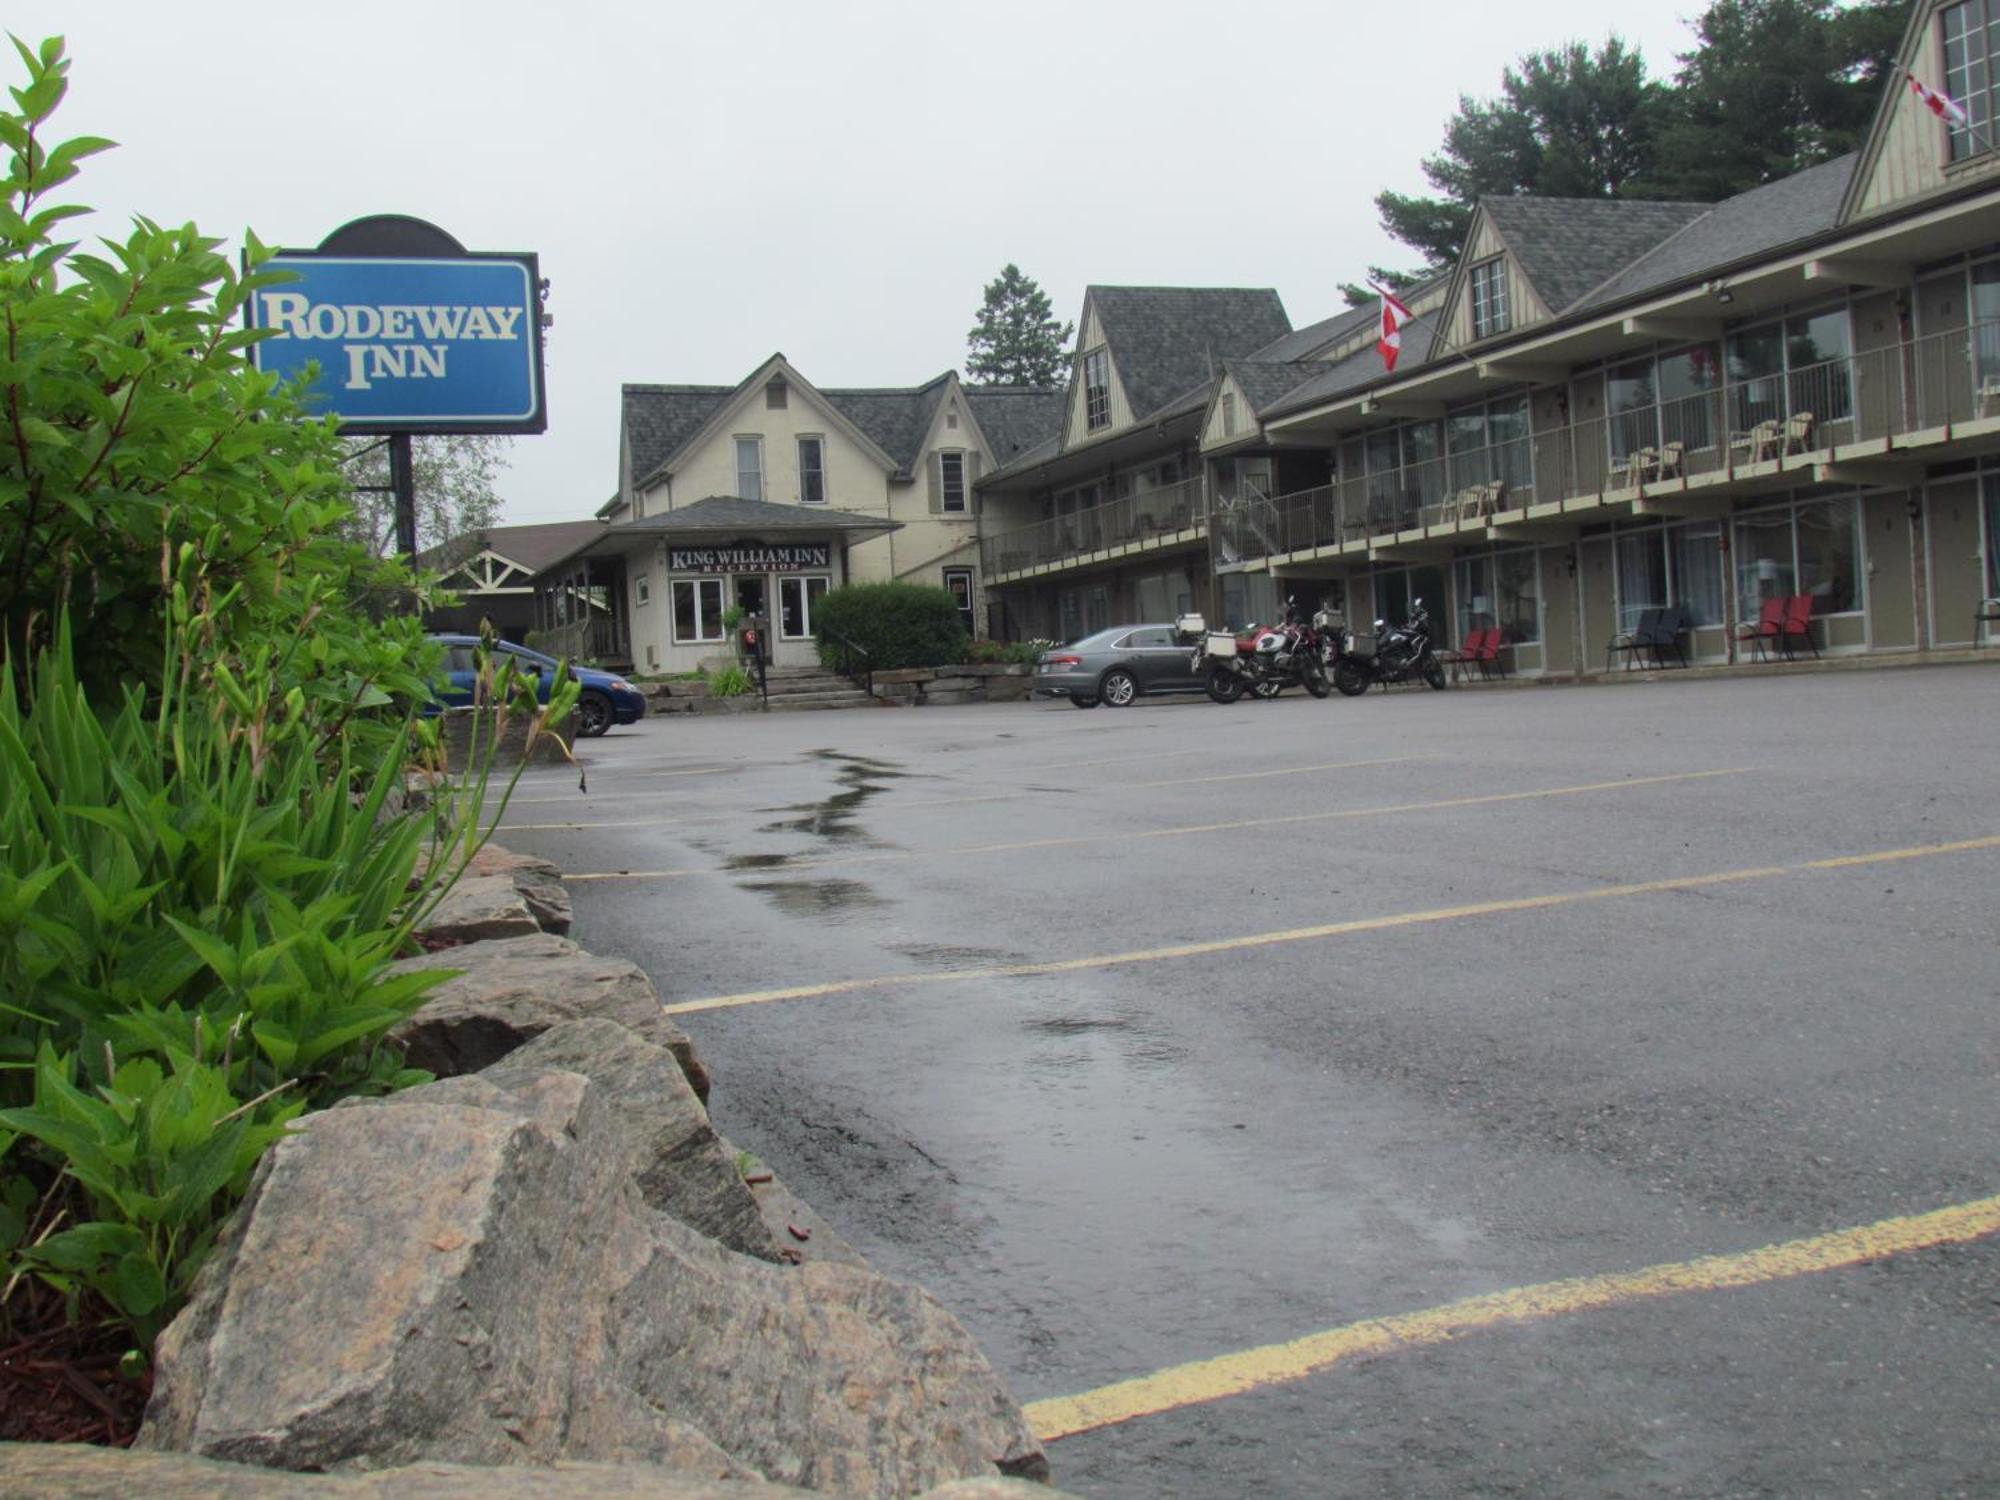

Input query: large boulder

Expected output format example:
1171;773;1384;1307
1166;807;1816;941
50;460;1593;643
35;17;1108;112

415;874;541;945
138;1020;1047;1496
387;933;710;1103
0;1445;1077;1498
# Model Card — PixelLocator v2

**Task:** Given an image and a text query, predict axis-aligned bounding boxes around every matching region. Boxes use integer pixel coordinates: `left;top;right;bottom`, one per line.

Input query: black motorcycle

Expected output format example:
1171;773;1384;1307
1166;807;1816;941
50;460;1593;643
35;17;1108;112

1331;599;1447;696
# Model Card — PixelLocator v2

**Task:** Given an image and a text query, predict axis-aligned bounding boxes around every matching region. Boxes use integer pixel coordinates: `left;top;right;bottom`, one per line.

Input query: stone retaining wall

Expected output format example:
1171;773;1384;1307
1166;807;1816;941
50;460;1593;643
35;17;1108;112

867;664;1032;706
58;845;1063;1499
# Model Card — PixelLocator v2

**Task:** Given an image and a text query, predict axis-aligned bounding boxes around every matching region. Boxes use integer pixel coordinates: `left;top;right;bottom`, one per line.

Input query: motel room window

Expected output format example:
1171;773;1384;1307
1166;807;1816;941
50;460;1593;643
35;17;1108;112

940;451;967;512
672;578;726;642
1942;1;2000;163
779;575;830;639
799;436;826;504
1469;258;1510;339
1733;495;1866;622
735;436;764;501
1084;348;1111;431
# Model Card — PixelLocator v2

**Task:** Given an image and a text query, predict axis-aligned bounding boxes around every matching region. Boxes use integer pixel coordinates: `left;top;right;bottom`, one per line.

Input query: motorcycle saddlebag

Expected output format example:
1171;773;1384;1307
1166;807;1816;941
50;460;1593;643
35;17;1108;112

1204;632;1240;659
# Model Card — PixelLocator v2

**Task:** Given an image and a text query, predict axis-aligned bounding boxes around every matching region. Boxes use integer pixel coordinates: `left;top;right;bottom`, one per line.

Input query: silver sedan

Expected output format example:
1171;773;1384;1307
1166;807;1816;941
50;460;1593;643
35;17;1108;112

1033;624;1205;708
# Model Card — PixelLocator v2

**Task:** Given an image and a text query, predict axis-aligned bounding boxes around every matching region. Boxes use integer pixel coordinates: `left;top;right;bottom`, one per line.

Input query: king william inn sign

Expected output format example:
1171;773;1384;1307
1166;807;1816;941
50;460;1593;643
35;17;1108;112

669;544;832;573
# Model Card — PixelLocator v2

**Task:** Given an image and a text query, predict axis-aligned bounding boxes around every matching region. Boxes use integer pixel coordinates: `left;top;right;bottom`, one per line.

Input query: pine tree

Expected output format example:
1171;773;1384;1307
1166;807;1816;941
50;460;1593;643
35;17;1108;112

966;264;1073;386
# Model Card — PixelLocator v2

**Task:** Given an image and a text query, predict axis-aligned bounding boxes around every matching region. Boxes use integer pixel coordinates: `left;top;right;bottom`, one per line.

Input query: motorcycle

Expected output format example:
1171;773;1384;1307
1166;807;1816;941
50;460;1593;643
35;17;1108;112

1331;598;1448;696
1180;598;1332;704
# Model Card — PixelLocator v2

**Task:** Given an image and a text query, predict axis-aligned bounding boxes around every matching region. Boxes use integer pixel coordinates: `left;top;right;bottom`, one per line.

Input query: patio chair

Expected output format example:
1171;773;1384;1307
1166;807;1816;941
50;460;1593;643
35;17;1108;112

1609;447;1658;490
1467;628;1507;679
1606;608;1663;672
1439;627;1477;683
1647;606;1693;668
1731;420;1783;464
1979;597;2000;643
1778;593;1820;659
1656;440;1687;480
1980;378;2000;419
1783;412;1817;455
1733;597;1786;661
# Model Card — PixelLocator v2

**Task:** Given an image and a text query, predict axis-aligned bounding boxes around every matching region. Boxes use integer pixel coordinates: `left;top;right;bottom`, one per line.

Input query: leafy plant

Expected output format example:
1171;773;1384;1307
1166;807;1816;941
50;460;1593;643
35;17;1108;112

707;664;753;698
813;582;968;671
962;638;1041;666
720;604;747;632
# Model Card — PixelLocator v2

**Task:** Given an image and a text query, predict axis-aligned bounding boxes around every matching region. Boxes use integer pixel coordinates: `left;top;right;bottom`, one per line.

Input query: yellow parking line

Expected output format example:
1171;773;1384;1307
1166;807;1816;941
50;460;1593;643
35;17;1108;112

659;833;2000;1015
1024;1192;2000;1441
567;767;1752;875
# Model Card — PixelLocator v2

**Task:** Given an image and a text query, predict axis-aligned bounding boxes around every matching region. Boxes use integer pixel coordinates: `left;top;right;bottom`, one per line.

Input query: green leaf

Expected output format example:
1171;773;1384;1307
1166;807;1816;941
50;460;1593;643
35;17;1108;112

113;1248;166;1318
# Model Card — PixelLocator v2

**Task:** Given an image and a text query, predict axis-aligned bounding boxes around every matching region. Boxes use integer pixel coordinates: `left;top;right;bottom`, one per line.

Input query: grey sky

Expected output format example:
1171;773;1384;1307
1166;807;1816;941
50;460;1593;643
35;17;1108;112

23;1;1714;525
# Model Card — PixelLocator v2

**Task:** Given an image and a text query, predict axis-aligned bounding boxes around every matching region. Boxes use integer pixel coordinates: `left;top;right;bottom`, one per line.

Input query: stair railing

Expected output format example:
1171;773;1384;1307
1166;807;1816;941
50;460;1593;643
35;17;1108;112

822;629;873;699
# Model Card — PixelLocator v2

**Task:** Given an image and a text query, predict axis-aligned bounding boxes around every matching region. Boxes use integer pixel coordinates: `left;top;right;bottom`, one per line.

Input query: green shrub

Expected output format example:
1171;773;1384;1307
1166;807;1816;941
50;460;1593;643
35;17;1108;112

707;664;753;697
814;582;968;671
0;38;576;1363
962;638;1041;666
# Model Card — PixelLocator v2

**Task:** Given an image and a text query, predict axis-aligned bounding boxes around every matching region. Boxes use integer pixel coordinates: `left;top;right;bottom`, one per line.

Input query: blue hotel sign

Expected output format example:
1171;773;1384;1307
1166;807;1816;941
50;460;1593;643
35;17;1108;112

249;225;546;435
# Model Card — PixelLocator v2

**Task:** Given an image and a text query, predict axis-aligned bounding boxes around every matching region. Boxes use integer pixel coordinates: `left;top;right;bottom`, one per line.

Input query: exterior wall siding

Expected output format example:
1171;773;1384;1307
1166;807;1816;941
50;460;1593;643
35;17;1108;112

1856;10;2000;218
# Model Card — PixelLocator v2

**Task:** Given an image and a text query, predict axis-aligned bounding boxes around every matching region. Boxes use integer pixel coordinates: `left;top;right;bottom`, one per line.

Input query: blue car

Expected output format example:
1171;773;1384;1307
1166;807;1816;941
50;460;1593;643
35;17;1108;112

429;635;646;738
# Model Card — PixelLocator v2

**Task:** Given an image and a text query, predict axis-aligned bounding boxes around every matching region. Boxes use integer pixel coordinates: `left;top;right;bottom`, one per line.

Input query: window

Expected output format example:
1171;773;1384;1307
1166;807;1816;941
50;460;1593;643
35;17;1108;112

1942;2;1999;163
1445;395;1532;498
1453;549;1541;646
1727;307;1853;436
735;436;763;501
1606;346;1723;461
779;575;830;639
1084;348;1111;431
765;378;788;410
1365;420;1444;520
634;573;651;607
1734;495;1866;621
672;578;726;642
1469;258;1510;339
942;567;975;635
798;436;825;504
940;451;967;512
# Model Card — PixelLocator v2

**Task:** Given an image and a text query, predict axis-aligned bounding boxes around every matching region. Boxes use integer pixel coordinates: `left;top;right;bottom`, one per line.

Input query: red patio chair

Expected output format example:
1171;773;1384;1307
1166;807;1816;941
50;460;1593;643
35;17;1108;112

1733;597;1785;662
1468;627;1506;679
1778;593;1820;659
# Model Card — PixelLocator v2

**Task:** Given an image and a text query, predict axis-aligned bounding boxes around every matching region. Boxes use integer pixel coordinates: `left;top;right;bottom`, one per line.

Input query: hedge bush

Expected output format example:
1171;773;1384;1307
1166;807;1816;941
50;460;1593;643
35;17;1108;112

814;582;968;671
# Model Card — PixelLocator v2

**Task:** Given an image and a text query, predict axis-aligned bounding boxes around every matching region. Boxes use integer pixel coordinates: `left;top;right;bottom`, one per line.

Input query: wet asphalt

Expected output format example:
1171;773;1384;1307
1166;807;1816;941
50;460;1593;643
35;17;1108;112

487;663;2000;1499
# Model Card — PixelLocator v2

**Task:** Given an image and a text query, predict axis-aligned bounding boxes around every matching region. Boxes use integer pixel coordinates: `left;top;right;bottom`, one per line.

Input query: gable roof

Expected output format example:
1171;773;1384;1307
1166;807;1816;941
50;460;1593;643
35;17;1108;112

420;519;605;574
1247;303;1379;364
1086;287;1291;420
623;384;738;490
1481;196;1711;315
1570;155;1855;314
1225;359;1326;416
1263;322;1446;420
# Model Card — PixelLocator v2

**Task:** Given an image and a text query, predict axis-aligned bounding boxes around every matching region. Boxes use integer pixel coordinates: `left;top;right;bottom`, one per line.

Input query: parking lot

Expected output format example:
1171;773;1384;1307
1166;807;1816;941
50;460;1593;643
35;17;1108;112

491;663;2000;1498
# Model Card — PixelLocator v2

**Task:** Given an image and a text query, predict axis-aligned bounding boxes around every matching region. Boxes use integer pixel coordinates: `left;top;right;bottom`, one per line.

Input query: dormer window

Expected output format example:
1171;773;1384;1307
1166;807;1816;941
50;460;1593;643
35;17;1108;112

1084;348;1111;431
1469;258;1511;339
1941;2;1997;162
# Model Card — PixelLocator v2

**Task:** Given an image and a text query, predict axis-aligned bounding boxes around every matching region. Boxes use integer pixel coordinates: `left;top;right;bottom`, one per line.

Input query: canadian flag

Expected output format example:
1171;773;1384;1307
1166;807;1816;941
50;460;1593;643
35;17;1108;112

1373;283;1415;372
1908;70;1969;127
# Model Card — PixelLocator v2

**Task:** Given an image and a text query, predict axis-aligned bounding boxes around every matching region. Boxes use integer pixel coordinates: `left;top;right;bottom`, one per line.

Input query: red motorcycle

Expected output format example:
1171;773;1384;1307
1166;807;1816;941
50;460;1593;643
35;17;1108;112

1188;598;1332;703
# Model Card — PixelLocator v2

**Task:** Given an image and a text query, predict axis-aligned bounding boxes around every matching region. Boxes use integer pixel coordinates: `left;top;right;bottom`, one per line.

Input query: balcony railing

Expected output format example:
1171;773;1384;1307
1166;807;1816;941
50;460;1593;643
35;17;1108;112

1221;320;2000;566
980;477;1204;577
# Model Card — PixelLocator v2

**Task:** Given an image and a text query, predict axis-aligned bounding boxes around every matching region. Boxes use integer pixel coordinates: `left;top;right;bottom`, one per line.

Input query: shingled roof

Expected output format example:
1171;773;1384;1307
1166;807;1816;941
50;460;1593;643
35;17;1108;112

1226;360;1325;416
1088;287;1291;421
1481;196;1710;316
1248;303;1379;364
1570;155;1856;314
623;384;735;491
965;385;1067;466
420;520;606;574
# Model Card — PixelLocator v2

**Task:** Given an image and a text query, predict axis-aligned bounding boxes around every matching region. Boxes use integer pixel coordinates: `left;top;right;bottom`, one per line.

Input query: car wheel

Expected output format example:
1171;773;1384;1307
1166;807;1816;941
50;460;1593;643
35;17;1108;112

575;689;614;737
1099;669;1140;707
1070;695;1100;709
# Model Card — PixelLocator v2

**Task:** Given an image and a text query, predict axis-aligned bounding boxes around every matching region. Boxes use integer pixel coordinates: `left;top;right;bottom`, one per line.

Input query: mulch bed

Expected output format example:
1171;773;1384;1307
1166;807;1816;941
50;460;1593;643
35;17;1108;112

0;1285;150;1446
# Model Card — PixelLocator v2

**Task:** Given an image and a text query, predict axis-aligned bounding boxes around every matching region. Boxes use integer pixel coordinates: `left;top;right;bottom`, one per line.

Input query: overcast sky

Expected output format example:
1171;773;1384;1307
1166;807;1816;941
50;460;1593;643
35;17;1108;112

23;1;1717;525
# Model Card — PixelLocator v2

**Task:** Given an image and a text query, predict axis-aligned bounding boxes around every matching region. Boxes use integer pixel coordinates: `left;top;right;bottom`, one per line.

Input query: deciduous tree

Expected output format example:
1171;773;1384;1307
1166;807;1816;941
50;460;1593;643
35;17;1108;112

342;434;511;558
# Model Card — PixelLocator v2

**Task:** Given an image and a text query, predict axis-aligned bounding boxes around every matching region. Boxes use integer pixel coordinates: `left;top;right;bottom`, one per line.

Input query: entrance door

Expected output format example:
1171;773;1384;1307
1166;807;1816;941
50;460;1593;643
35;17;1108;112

734;575;766;624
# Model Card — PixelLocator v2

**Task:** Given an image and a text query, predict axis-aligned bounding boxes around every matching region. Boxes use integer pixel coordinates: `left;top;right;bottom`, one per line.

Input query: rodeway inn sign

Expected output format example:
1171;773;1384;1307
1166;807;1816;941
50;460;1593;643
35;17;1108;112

248;216;546;436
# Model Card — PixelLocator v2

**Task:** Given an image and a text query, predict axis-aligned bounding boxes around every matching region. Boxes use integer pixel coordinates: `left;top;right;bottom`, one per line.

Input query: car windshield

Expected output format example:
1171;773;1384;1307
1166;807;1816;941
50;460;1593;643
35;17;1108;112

498;643;560;669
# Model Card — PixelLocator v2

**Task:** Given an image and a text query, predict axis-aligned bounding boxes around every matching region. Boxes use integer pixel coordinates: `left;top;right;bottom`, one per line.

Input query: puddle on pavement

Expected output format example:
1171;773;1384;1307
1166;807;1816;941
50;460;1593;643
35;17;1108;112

894;943;1032;970
1020;1004;1188;1072
737;878;883;919
760;752;908;844
723;853;794;872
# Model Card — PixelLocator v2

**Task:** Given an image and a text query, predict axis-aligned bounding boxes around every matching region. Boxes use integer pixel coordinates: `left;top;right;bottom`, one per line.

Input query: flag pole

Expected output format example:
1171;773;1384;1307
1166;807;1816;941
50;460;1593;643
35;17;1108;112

1902;65;1999;158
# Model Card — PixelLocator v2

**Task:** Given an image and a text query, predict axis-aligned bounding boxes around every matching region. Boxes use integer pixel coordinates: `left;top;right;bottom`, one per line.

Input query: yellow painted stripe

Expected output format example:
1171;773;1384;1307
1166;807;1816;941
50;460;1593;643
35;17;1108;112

571;767;1751;878
1023;1192;2000;1442
659;833;2000;1015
